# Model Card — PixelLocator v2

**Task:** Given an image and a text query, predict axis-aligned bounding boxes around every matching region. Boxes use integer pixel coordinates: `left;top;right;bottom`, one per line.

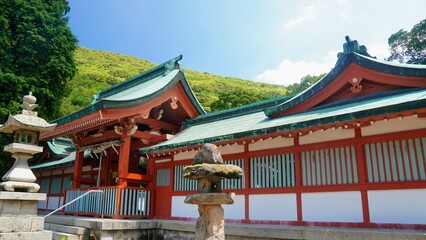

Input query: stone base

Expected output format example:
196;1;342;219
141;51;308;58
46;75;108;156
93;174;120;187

0;192;46;216
0;191;51;239
185;192;235;205
0;181;40;192
196;204;225;240
0;216;44;233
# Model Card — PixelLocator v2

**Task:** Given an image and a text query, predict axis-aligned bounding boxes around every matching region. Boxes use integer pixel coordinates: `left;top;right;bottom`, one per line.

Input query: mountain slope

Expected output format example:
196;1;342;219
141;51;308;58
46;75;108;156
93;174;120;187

59;47;288;116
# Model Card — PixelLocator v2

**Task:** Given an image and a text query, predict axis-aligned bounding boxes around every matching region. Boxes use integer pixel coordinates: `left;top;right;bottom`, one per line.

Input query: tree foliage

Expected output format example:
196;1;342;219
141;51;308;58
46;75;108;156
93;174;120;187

286;74;326;95
0;0;77;177
60;48;289;114
387;19;426;64
210;89;282;112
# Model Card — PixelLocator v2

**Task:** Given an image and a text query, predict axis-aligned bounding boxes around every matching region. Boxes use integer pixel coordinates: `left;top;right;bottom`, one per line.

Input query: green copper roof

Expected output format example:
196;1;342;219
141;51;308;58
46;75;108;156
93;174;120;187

46;138;73;157
264;52;426;117
140;88;426;154
54;55;205;125
31;152;76;170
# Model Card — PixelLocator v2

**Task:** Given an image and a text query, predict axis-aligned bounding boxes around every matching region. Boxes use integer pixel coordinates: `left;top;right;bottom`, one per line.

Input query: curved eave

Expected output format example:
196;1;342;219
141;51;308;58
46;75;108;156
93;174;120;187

264;53;426;117
97;55;183;100
141;91;426;154
100;70;205;114
55;75;203;127
30;151;91;170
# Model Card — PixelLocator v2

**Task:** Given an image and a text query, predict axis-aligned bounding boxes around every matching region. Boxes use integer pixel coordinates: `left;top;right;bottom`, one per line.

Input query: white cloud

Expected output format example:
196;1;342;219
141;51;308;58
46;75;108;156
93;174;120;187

253;42;391;86
366;42;390;61
282;5;316;28
254;55;335;86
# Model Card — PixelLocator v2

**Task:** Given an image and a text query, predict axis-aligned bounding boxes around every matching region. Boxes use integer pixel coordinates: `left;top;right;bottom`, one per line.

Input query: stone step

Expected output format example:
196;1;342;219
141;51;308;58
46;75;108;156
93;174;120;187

51;231;81;240
45;215;75;226
45;223;89;236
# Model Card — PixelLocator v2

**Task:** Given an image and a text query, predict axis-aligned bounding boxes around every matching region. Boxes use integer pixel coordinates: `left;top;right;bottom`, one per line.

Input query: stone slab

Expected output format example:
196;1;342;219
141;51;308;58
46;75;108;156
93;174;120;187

0;191;46;201
45;223;88;235
0;216;44;233
0;230;52;240
0;198;38;216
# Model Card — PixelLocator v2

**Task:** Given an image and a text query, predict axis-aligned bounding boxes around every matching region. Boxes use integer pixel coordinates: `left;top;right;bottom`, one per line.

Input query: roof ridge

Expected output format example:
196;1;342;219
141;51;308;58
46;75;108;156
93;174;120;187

92;55;183;102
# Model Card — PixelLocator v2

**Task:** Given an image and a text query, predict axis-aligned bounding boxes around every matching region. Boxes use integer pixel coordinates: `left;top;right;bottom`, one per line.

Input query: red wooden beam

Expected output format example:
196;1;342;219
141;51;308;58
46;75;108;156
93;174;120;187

124;173;153;181
139;118;180;133
78;130;120;146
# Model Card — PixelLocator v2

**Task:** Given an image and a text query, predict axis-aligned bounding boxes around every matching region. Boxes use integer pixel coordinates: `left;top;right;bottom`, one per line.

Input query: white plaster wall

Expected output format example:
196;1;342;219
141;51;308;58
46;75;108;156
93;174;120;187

174;150;197;161
47;196;60;210
171;196;198;218
223;195;245;220
362;116;425;136
302;191;363;222
218;144;245;155
64;167;74;174
249;194;297;221
300;127;355;145
368;189;426;224
249;137;293;152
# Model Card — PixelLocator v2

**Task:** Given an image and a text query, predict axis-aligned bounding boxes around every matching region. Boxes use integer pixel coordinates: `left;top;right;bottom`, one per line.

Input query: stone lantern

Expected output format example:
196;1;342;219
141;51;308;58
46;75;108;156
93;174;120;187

183;143;243;240
0;92;56;192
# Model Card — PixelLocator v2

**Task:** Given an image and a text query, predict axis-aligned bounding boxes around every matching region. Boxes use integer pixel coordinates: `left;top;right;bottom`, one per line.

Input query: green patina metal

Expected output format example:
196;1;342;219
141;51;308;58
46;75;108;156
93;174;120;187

140;88;426;154
45;138;73;157
54;55;205;126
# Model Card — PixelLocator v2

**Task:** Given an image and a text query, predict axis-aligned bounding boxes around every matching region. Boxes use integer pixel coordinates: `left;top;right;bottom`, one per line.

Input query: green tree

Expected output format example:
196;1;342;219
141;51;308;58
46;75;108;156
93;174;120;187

210;89;281;111
387;19;426;64
286;74;326;95
0;0;77;177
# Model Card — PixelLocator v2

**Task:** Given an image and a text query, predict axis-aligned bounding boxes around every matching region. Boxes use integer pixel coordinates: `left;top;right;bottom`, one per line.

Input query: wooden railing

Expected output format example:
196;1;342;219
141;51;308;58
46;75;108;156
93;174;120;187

63;186;151;219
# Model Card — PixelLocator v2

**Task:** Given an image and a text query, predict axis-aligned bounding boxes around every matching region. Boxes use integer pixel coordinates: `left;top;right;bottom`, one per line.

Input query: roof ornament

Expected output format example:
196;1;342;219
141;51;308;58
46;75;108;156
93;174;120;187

337;36;375;61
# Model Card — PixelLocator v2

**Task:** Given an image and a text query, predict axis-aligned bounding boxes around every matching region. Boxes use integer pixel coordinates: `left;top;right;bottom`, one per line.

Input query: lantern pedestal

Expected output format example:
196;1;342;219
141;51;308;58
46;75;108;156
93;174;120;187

0;191;52;240
0;143;43;192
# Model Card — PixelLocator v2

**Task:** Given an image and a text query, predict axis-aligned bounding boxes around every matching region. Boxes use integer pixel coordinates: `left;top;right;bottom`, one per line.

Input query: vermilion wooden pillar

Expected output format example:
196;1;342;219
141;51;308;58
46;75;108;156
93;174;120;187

147;153;156;217
355;127;370;223
117;133;131;187
294;136;303;222
243;143;250;223
72;151;84;188
115;130;131;219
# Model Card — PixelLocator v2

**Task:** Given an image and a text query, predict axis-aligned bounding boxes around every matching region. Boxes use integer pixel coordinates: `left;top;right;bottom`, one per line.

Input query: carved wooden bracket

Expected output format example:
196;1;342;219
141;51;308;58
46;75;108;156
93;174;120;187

170;96;179;109
114;119;138;136
349;77;363;93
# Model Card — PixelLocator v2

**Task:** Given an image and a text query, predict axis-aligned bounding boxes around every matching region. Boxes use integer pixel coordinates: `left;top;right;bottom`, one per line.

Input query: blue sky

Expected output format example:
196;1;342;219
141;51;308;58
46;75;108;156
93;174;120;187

68;0;426;86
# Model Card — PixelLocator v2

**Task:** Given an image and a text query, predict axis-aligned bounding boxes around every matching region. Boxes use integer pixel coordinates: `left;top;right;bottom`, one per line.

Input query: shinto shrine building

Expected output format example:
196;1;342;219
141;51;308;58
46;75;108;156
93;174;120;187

31;38;426;230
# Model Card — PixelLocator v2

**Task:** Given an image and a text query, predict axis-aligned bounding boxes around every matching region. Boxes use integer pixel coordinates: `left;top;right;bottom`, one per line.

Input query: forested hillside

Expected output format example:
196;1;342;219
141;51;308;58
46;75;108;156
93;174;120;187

59;47;290;115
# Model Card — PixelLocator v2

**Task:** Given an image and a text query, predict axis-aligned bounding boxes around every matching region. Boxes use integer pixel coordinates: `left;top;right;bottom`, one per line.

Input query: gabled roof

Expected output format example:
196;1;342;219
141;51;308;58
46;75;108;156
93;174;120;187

41;55;205;140
140;37;426;154
265;37;426;118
